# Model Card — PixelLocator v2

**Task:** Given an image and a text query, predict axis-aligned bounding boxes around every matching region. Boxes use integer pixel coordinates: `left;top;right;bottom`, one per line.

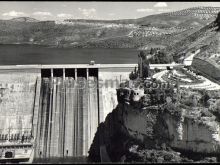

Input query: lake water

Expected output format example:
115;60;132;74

0;44;139;65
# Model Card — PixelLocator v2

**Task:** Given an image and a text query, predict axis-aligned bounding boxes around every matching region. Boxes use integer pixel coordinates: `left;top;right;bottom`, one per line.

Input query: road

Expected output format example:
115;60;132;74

152;70;168;82
183;49;200;66
152;68;220;91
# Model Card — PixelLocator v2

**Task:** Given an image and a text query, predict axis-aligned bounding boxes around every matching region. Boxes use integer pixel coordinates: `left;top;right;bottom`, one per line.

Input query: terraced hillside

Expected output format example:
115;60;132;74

129;7;216;28
166;11;220;81
0;6;219;49
59;7;220;49
65;7;220;27
165;7;220;20
166;21;217;56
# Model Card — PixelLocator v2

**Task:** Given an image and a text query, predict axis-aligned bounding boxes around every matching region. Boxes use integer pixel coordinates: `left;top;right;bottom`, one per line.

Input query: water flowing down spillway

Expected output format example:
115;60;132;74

34;76;99;159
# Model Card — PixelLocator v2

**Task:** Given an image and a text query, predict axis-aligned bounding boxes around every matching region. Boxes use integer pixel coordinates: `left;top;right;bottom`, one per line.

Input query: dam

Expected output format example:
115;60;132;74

0;45;140;162
0;64;136;162
0;45;184;162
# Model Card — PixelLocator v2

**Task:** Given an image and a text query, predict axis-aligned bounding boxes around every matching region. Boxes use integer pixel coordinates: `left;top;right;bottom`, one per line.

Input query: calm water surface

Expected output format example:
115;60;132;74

0;44;139;65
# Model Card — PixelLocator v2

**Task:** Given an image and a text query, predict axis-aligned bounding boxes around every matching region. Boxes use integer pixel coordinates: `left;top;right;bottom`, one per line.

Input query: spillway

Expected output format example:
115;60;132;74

34;76;99;159
0;66;133;162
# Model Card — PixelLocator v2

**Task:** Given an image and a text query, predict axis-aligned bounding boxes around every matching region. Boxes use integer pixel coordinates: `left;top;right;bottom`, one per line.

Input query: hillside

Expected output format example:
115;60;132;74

166;21;217;56
0;7;219;49
166;6;220;20
62;6;220;49
10;17;39;22
166;11;220;61
164;11;220;81
66;7;220;27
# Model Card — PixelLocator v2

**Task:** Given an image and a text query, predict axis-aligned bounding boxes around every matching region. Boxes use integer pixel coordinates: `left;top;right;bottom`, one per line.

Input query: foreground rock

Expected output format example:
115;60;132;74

88;82;220;163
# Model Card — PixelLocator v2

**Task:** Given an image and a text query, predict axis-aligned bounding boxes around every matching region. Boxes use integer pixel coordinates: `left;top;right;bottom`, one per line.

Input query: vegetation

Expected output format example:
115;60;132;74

214;12;220;31
148;48;174;64
129;66;138;80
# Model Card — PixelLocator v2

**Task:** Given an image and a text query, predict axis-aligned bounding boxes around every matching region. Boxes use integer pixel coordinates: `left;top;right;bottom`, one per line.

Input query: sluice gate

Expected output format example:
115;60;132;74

35;68;99;159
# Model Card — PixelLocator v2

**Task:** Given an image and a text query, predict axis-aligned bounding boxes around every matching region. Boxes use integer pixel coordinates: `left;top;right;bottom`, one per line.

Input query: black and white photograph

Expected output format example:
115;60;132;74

0;1;220;163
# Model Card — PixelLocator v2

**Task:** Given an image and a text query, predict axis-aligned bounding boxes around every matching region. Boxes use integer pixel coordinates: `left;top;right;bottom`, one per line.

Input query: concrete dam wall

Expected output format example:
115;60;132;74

0;66;133;162
98;67;132;120
34;76;99;158
0;69;40;142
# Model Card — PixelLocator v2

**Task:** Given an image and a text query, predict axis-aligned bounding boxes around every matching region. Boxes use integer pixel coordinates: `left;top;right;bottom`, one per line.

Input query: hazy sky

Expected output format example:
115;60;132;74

0;1;220;20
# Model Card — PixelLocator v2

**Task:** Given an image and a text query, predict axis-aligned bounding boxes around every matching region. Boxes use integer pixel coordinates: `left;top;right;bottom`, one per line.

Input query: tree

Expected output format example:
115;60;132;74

215;12;220;31
138;50;150;78
200;90;210;107
139;50;147;58
129;71;138;80
192;96;198;107
150;48;154;54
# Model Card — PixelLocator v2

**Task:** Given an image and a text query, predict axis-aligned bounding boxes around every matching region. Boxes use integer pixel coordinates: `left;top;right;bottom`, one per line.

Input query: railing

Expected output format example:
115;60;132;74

0;128;33;145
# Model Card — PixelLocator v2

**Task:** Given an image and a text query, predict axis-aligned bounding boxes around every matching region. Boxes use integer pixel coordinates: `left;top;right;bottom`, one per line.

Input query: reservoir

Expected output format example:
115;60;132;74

0;44;139;65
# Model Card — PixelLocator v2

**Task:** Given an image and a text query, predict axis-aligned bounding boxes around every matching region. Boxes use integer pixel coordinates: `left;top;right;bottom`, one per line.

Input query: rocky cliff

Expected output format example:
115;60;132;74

88;85;220;163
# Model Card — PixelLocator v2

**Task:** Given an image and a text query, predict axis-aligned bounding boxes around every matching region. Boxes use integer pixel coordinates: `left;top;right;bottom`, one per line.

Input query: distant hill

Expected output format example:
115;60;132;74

66;7;220;27
69;6;220;49
10;17;39;22
0;6;219;50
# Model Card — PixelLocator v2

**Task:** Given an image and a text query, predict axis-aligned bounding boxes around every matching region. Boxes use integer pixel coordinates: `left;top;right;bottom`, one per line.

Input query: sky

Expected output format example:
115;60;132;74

0;1;220;20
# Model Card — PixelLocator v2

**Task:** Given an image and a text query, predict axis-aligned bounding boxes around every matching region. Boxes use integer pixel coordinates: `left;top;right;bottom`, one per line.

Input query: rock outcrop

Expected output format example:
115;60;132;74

88;84;220;163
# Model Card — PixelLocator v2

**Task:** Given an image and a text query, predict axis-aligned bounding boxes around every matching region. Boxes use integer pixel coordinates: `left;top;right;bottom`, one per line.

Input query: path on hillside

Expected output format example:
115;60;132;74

183;49;201;66
152;70;168;82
